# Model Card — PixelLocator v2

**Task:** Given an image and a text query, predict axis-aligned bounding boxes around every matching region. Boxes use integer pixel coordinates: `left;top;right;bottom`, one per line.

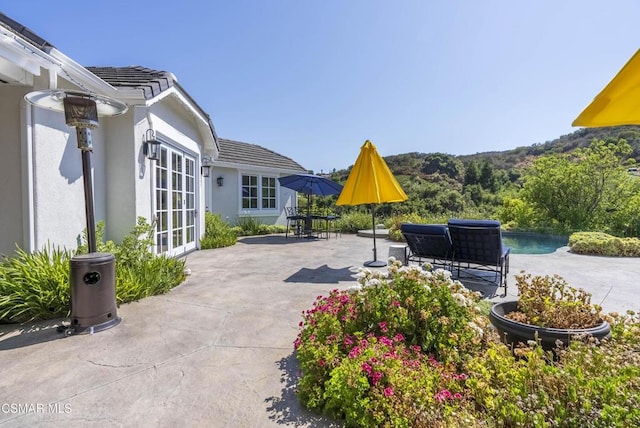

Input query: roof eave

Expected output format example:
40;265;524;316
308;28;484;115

212;160;307;175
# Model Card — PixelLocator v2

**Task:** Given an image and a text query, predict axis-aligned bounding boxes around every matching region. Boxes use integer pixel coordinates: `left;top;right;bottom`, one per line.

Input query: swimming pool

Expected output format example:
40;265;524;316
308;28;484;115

502;232;568;255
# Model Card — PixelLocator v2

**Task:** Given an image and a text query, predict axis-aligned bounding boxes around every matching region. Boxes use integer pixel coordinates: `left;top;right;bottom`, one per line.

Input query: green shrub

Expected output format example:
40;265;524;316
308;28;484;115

295;261;488;425
232;215;286;236
569;231;640;256
0;218;186;322
115;255;185;304
386;213;427;241
466;315;640;427
0;245;72;322
85;217;186;304
336;211;375;233
498;196;538;230
200;212;237;249
507;273;602;329
295;262;640;426
235;215;263;236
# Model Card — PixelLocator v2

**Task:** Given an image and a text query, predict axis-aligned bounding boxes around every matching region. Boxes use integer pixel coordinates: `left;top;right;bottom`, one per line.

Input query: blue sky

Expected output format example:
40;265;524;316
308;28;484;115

4;1;640;173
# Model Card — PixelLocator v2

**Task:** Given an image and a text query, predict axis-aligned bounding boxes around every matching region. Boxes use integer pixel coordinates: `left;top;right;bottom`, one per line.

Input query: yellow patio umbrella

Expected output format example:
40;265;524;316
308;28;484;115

573;49;640;127
337;140;408;267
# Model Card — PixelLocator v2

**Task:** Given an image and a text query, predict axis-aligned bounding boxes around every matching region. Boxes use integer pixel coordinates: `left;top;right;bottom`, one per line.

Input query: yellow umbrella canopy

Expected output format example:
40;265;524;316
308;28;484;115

573;49;640;127
337;140;408;206
337;140;408;267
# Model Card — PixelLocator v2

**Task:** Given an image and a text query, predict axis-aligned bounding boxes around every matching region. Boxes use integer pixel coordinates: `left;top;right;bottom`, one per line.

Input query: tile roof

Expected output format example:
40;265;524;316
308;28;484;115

86;66;218;148
86;66;174;100
0;13;53;52
216;138;307;172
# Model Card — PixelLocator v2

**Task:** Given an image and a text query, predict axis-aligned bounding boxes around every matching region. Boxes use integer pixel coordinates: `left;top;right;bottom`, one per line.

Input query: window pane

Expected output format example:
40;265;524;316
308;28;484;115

242;174;258;210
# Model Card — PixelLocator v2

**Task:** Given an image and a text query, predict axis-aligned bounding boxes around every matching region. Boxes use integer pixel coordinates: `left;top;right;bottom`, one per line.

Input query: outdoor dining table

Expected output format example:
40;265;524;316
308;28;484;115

301;213;340;239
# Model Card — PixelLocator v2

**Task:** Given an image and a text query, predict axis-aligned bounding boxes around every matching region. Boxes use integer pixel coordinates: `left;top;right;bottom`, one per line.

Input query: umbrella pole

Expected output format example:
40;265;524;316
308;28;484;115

364;203;386;267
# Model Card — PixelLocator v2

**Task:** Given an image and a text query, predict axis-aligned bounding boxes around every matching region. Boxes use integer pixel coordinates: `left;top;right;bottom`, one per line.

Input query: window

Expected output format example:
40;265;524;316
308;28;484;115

262;177;276;209
241;174;277;211
242;175;258;209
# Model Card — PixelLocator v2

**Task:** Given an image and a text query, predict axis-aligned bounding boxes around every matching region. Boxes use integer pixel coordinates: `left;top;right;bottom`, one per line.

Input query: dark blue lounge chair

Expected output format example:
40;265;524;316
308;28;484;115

400;223;454;269
447;219;510;295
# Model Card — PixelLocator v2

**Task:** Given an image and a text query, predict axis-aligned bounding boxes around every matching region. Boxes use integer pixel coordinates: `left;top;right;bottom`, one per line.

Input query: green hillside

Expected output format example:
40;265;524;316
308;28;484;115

325;125;640;236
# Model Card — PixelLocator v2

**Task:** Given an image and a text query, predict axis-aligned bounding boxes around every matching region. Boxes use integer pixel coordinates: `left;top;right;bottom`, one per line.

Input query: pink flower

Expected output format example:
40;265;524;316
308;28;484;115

379;321;388;333
435;389;453;402
380;336;393;346
371;372;383;385
318;359;325;367
393;333;405;342
383;387;394;397
348;346;362;359
454;392;463;399
391;300;401;308
361;363;372;375
344;336;354;346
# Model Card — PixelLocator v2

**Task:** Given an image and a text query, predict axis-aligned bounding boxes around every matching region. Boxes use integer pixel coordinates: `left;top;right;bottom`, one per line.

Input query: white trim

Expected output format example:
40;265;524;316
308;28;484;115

21;99;36;251
48;48;119;95
153;140;199;256
238;171;280;215
214;160;306;175
120;87;217;156
0;27;55;76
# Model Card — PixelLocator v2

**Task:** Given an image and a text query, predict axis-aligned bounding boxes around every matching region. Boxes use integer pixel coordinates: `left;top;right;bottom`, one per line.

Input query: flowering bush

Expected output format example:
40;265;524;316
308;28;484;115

466;311;640;427
295;259;489;427
294;261;640;426
507;273;603;329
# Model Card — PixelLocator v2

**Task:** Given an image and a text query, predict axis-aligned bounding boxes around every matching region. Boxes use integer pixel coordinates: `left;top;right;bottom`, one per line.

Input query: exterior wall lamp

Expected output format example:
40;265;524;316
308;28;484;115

143;129;160;161
201;155;213;177
216;176;224;187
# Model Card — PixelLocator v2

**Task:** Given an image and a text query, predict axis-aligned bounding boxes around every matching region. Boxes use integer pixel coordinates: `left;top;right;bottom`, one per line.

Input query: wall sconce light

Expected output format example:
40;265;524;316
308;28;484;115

143;129;160;161
201;155;213;177
216;176;224;187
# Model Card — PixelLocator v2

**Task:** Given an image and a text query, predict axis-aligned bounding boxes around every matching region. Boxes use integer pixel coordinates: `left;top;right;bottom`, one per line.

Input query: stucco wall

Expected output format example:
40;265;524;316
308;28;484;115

29;108;99;251
209;167;296;226
0;86;27;255
104;110;137;243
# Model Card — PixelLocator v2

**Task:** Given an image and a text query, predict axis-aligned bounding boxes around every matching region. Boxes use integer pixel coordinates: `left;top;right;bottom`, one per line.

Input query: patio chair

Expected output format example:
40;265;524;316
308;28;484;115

284;206;305;238
447;219;510;295
400;223;454;269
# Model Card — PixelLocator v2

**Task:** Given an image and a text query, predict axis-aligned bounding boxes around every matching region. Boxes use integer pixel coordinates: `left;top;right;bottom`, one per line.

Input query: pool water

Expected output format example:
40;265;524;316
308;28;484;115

502;232;568;255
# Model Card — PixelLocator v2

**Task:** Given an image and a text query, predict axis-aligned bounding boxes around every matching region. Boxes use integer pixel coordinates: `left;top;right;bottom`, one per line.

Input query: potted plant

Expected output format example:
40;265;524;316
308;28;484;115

489;273;611;350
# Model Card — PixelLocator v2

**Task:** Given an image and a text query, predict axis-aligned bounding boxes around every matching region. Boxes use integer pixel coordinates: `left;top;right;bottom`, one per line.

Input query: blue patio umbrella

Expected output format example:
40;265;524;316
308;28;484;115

278;173;343;197
278;173;343;219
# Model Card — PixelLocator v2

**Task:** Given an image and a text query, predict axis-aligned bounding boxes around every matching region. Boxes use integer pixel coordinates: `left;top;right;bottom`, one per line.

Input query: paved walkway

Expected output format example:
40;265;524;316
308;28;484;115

0;234;638;426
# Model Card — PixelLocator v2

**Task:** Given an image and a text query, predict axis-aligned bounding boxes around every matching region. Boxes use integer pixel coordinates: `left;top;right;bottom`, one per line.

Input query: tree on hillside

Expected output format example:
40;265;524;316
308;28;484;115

520;139;636;232
463;161;480;186
420;153;463;180
479;160;497;192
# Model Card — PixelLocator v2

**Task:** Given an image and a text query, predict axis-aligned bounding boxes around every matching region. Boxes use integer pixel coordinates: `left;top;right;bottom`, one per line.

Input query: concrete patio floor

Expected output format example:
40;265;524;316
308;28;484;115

1;234;638;427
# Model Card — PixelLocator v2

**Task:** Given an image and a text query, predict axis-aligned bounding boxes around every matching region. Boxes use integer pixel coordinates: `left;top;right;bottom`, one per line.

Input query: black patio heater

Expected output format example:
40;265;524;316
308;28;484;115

25;89;128;335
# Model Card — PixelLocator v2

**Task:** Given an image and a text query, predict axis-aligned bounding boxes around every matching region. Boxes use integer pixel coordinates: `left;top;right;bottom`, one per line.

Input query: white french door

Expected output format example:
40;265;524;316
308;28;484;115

155;145;197;256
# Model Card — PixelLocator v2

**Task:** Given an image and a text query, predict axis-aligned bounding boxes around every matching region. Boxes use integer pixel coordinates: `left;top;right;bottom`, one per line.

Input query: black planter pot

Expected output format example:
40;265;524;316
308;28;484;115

489;301;612;350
